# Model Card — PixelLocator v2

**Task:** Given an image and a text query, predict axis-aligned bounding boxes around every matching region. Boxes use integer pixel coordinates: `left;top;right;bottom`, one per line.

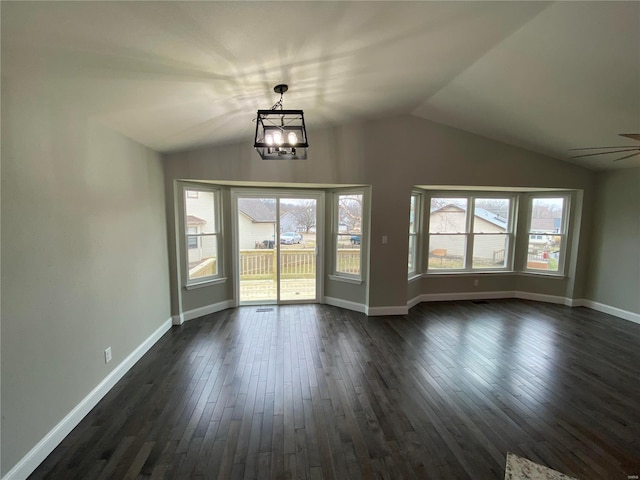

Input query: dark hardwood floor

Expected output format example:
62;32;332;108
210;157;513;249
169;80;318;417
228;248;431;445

30;300;640;479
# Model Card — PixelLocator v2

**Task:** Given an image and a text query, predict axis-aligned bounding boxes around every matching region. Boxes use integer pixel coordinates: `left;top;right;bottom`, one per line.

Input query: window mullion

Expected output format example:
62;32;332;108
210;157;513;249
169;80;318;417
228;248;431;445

465;197;474;271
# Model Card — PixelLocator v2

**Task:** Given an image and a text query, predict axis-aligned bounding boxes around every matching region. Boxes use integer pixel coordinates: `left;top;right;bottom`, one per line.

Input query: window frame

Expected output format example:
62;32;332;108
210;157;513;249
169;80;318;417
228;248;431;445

425;192;516;273
523;193;570;276
333;190;365;281
182;183;223;286
408;191;422;277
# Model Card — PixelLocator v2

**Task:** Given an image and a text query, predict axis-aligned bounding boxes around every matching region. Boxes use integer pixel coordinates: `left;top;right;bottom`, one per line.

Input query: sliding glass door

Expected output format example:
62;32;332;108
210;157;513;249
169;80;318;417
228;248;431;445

235;192;322;305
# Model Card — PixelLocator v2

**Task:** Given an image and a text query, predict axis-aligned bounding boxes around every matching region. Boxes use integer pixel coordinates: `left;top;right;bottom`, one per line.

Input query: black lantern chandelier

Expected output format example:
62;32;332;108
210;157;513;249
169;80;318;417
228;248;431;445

254;84;308;160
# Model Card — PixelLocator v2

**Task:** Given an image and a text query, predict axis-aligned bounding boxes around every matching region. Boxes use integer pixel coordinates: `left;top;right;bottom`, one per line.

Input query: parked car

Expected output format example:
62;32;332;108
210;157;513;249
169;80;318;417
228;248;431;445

280;232;302;244
350;235;361;245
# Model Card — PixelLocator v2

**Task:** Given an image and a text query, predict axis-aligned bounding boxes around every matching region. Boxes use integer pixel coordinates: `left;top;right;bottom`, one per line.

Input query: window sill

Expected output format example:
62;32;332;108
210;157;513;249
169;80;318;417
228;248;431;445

408;274;422;284
424;271;515;277
518;271;566;279
185;277;227;290
421;271;566;279
329;274;363;285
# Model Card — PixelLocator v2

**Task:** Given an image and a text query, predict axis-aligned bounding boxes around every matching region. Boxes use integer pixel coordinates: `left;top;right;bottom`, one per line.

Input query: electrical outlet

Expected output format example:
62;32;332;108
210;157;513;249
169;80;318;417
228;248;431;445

473;279;479;287
104;347;112;364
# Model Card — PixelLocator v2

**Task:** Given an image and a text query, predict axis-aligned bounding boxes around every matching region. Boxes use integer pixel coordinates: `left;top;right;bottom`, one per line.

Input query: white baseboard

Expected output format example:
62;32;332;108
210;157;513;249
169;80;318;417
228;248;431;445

172;313;185;325
578;299;640;324
413;291;514;304
413;290;572;306
565;298;586;307
3;318;173;480
182;300;235;322
409;291;639;324
323;296;366;314
366;305;409;316
322;297;409;316
513;291;571;306
407;295;424;309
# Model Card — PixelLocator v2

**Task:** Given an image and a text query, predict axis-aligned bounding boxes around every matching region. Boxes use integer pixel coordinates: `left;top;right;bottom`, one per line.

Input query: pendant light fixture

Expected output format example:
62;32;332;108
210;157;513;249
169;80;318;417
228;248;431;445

254;84;308;160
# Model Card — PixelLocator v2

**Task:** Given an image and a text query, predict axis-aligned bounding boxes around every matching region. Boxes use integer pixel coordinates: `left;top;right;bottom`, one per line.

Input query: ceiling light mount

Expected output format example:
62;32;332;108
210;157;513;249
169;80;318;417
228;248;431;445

254;84;308;160
273;84;288;95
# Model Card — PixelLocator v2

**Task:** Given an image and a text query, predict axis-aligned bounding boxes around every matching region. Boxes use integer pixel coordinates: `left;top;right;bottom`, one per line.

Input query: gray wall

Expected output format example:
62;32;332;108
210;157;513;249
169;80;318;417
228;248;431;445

1;76;171;475
586;168;640;314
163;115;598;314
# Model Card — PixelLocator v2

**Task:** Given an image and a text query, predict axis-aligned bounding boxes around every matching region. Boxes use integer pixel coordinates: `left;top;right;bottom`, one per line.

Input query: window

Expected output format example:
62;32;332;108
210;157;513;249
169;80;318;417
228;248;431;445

184;187;221;283
187;227;198;249
427;195;514;272
335;192;363;278
525;195;568;273
408;192;421;275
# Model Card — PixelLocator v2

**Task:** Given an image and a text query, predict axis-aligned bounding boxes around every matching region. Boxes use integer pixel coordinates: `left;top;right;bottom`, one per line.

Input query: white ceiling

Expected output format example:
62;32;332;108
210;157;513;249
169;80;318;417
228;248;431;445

2;1;639;170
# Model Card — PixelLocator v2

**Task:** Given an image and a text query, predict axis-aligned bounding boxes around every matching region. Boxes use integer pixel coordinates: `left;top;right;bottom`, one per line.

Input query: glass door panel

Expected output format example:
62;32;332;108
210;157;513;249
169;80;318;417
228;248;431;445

279;198;317;301
238;196;277;304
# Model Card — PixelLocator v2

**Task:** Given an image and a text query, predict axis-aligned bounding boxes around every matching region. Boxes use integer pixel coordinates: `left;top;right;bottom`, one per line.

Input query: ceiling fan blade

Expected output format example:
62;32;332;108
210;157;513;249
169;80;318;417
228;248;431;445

619;133;640;141
612;151;640;162
569;146;637;151
571;148;640;159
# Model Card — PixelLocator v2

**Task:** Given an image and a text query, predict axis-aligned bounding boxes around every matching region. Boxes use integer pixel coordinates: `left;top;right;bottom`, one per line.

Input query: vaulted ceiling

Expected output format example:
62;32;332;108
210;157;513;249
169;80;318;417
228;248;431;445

2;1;639;170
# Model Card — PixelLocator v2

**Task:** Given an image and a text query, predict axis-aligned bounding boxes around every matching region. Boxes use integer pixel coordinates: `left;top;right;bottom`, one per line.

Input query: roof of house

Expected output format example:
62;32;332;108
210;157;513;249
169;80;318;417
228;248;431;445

430;204;508;230
531;218;562;232
474;207;508;230
238;198;276;223
186;215;206;225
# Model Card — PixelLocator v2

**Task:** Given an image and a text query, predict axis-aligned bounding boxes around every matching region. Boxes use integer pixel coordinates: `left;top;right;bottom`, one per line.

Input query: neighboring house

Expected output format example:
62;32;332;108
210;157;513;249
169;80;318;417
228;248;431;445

237;198;277;249
531;217;562;234
279;211;298;234
237;199;308;248
429;204;507;260
529;218;562;251
529;233;552;245
186;214;206;264
186;191;217;265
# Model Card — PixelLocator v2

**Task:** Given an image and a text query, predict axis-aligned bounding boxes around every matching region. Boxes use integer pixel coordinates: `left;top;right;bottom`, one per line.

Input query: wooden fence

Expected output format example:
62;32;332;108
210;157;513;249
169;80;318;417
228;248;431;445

189;258;217;279
239;248;360;279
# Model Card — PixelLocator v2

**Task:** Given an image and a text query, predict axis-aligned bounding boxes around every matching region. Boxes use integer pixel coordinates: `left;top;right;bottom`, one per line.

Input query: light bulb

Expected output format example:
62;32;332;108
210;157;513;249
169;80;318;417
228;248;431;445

265;134;273;146
288;131;298;145
273;131;283;145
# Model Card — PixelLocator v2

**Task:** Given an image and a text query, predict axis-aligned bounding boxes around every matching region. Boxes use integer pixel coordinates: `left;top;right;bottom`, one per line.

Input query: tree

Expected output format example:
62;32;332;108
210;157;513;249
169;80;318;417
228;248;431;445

338;194;363;232
475;198;510;219
289;200;317;233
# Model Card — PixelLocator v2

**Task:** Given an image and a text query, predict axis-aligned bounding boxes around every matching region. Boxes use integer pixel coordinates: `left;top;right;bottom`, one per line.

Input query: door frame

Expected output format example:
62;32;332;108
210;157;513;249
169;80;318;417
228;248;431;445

231;188;324;306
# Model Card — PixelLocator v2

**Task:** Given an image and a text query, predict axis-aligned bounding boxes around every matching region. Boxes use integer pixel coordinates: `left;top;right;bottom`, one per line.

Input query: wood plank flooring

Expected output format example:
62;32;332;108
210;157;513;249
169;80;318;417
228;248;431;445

30;300;640;479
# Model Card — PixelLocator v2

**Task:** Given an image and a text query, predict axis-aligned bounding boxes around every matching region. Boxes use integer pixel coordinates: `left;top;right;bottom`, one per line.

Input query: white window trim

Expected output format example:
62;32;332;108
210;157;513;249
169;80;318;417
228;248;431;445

328;274;363;285
408;191;422;277
185;277;228;290
230;187;325;305
181;183;224;287
523;193;571;276
333;190;365;281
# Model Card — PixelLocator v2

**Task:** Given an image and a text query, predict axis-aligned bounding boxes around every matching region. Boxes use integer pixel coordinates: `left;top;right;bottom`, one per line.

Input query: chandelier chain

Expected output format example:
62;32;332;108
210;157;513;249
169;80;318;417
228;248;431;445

270;93;284;111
